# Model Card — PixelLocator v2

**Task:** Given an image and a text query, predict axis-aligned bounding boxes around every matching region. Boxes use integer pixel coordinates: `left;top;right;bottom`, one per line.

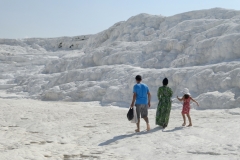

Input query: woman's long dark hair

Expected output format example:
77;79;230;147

163;78;168;86
184;94;190;99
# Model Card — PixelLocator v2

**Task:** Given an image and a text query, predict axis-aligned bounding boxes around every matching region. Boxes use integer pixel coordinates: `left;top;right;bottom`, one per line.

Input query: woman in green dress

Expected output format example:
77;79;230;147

156;78;173;128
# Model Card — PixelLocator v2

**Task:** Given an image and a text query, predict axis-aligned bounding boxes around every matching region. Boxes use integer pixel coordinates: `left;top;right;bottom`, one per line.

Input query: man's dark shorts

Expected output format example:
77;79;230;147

135;104;148;119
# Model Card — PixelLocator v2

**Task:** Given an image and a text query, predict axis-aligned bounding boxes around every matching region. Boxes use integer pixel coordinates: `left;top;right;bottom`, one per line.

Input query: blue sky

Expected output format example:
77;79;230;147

1;0;240;39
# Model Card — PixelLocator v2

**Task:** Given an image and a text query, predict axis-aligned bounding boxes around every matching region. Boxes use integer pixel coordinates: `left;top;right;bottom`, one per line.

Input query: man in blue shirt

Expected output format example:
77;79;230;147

131;75;151;132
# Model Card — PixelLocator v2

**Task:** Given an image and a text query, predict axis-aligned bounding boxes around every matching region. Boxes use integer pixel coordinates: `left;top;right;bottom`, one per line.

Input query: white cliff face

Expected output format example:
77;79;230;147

1;8;240;109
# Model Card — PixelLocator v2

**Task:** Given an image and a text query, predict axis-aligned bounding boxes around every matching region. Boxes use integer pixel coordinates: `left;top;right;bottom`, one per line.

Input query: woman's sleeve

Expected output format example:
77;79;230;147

157;87;161;100
169;87;173;97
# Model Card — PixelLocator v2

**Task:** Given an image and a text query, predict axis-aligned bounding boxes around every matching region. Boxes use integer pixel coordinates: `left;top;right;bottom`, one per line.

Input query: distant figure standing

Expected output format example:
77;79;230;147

130;75;151;132
156;78;173;128
177;88;199;127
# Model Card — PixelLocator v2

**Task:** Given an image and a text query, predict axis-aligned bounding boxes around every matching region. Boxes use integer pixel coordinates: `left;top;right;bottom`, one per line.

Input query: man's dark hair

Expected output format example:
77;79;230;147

163;78;168;86
135;75;142;81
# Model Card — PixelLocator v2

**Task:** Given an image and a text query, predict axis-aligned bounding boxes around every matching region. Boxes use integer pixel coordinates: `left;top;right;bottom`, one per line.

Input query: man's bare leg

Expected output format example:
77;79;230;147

135;119;140;132
143;117;150;131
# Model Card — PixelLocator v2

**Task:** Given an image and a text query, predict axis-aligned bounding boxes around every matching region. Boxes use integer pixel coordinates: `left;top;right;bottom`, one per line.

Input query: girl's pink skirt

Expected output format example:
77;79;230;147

182;106;190;114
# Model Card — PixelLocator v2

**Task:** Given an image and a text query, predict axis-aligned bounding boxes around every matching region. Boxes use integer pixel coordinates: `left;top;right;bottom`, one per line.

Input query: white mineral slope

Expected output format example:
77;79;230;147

0;98;240;160
1;8;240;109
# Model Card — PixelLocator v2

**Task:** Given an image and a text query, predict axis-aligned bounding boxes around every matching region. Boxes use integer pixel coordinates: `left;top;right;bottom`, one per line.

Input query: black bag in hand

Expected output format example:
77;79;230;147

127;108;134;121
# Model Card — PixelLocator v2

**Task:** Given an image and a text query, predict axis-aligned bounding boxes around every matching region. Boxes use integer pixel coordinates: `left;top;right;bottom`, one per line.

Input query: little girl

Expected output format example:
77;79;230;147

177;88;199;127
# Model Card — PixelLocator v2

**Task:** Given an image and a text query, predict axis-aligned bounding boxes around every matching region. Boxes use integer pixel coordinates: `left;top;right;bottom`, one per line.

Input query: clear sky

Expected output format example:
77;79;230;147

1;0;240;39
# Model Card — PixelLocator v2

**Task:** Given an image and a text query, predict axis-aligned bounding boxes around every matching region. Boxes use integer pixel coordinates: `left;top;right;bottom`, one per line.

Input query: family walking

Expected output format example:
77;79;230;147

130;75;199;132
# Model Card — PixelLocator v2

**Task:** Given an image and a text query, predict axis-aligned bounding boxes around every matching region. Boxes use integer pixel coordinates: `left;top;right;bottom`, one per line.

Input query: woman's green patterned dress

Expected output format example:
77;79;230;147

156;86;173;127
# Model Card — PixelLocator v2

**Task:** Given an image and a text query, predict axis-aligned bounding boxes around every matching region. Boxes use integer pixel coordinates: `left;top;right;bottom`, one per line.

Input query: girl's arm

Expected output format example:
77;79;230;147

177;96;184;101
190;97;199;106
